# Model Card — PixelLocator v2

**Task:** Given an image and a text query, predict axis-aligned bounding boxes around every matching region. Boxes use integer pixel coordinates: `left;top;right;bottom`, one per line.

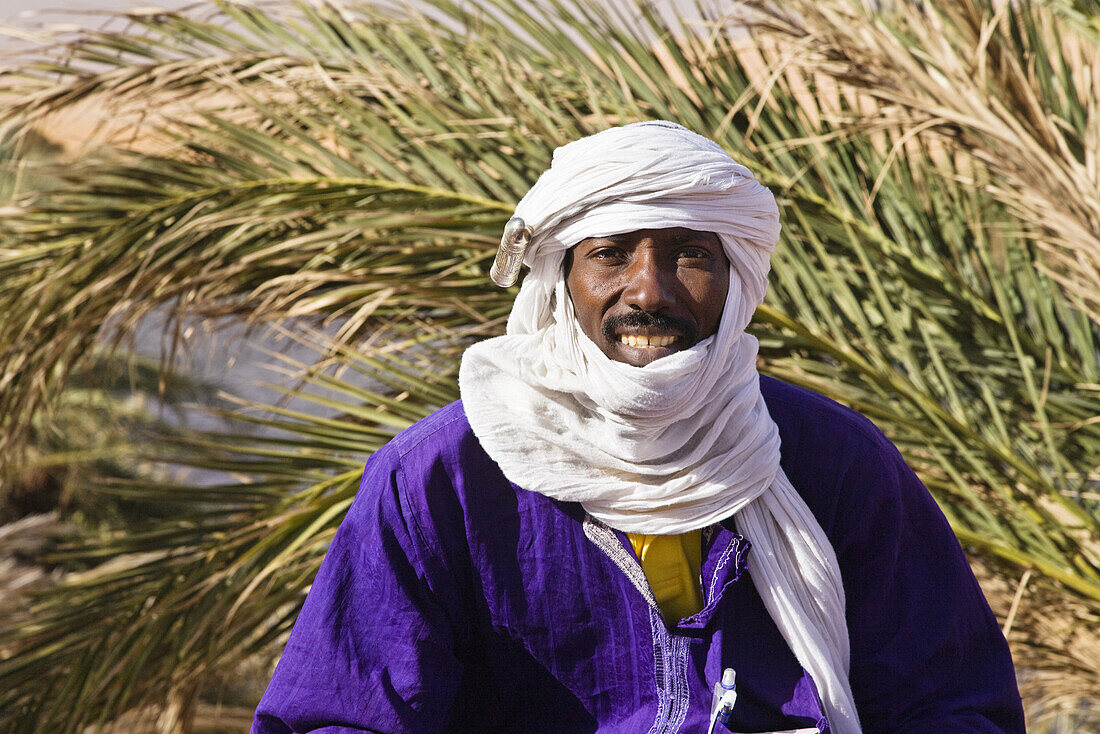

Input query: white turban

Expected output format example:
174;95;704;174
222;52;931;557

459;121;861;734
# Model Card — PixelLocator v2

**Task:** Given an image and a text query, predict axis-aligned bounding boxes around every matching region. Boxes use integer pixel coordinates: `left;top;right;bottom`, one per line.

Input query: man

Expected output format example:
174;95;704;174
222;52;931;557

252;122;1024;733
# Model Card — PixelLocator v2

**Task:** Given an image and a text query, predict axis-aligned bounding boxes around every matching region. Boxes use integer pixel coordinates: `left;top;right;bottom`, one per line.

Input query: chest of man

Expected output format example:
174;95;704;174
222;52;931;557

443;488;829;733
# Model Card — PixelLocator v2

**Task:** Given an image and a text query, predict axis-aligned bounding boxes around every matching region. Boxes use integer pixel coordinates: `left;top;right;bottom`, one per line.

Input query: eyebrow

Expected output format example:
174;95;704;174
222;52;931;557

584;230;718;247
672;230;720;246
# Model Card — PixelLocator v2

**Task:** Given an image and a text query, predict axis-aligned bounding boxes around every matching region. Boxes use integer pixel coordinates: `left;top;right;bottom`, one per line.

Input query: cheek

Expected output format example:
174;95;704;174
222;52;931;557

690;271;729;334
565;274;608;337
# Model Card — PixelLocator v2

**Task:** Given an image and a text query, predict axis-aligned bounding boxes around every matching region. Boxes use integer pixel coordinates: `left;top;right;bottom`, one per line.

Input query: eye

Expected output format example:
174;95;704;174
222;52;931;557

587;246;626;262
677;245;711;260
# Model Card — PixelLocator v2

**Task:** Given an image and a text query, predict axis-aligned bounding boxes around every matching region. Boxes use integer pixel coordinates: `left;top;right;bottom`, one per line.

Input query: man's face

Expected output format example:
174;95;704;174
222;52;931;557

564;228;730;367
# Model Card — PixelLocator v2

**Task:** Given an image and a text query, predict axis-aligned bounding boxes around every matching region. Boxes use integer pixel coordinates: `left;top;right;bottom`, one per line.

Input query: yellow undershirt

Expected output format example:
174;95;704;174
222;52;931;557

626;530;704;624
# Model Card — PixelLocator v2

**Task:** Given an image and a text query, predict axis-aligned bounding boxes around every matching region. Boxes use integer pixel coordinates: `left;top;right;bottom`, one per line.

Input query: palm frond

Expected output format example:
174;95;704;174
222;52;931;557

1;333;459;730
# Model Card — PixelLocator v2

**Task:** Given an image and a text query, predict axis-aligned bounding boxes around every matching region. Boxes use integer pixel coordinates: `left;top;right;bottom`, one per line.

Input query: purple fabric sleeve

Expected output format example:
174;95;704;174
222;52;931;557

765;381;1024;733
252;443;463;734
840;438;1022;733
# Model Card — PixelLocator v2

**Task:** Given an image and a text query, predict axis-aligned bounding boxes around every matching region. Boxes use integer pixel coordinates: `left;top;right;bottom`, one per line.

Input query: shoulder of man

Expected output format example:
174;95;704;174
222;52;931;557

360;399;516;514
369;398;510;478
760;374;892;454
758;375;933;547
384;399;476;458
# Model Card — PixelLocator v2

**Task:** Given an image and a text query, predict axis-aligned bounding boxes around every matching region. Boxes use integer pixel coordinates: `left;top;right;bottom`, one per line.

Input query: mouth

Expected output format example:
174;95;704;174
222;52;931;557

618;334;677;349
600;312;696;365
612;330;684;366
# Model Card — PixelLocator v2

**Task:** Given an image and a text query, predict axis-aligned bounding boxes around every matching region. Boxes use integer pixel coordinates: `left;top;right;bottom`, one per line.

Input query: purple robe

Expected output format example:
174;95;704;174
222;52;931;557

252;377;1024;733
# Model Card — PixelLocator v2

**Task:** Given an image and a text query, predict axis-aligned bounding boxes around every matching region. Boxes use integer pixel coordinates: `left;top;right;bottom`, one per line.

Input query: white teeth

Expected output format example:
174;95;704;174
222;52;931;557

619;335;675;348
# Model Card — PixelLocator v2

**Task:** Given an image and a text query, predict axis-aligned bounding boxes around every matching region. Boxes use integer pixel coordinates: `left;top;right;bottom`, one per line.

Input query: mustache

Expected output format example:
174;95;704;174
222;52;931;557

601;311;696;344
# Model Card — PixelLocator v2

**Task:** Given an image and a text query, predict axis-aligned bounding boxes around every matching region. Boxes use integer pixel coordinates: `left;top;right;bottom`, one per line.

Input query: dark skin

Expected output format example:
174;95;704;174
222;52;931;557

564;227;730;367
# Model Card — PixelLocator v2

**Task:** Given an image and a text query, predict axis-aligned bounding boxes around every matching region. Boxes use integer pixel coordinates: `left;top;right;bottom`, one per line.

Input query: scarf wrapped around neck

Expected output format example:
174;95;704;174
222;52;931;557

458;121;861;734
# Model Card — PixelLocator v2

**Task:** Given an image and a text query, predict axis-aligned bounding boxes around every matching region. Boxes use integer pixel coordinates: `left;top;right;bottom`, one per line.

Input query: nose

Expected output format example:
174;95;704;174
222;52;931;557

621;249;675;313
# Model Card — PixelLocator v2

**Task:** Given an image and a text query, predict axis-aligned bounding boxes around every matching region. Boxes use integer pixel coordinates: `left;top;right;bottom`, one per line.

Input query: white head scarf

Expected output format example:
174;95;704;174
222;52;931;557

458;121;861;734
